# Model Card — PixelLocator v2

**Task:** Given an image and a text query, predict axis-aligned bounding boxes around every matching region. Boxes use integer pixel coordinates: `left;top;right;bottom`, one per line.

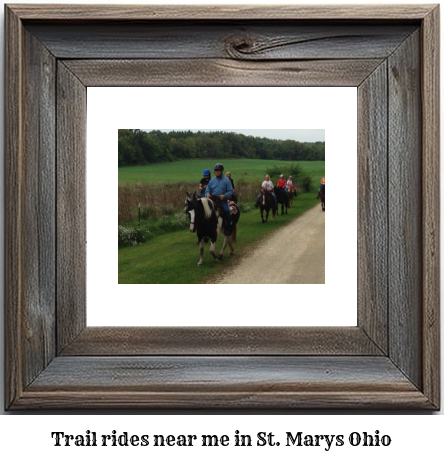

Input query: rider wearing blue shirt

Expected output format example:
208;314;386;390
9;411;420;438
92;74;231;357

205;163;233;235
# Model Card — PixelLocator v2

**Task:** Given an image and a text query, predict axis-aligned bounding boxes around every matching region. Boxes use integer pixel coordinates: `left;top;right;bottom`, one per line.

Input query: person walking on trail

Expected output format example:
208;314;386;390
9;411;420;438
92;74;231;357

255;174;277;208
205;163;233;235
198;169;211;197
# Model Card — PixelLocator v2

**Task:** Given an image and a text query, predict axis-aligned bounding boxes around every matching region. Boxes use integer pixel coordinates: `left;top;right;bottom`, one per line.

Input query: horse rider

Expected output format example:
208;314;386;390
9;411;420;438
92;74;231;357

320;176;325;192
205;163;234;235
225;171;238;203
287;175;296;196
255;174;277;208
277;174;290;200
198;168;211;197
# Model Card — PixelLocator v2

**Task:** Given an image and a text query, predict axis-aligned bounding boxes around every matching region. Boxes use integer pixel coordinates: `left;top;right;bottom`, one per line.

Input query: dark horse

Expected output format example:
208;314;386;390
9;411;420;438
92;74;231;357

259;189;276;223
274;186;290;215
317;187;325;211
184;192;240;266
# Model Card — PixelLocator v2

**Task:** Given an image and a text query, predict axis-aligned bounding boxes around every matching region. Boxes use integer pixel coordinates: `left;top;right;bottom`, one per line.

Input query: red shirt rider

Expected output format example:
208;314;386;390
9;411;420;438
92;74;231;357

277;175;287;188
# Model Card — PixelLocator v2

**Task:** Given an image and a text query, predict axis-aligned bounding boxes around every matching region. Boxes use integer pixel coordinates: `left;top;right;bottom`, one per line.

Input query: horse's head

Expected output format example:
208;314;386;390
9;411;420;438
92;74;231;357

184;192;201;233
184;192;199;212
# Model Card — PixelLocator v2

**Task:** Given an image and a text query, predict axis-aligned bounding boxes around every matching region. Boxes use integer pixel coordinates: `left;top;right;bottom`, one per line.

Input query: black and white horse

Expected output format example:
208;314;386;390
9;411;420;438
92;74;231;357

184;192;240;266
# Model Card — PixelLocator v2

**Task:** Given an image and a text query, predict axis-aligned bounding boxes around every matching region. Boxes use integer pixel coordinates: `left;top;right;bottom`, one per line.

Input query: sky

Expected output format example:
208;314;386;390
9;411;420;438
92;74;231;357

150;129;325;142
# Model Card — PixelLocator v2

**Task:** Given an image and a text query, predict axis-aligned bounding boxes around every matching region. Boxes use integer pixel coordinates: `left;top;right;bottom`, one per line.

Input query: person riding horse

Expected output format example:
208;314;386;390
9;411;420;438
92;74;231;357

255;175;277;209
286;175;296;195
317;176;325;211
225;171;238;203
198;168;211;197
276;174;290;205
205;163;233;235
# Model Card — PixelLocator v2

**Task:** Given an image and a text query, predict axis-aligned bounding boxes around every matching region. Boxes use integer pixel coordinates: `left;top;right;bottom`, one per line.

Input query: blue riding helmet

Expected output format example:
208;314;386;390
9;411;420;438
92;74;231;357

203;169;210;176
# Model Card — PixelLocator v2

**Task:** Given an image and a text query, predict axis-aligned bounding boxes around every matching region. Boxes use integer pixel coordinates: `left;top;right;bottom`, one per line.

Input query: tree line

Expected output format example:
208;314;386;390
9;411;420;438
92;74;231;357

118;129;325;167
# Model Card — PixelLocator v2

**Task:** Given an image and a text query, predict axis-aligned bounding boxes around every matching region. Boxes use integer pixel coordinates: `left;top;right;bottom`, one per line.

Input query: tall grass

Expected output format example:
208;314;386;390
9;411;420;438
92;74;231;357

118;159;325;224
119;180;263;224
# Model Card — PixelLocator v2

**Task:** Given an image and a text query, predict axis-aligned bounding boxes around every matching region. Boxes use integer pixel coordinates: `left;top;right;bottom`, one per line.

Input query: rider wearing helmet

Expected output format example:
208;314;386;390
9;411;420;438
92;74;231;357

198;168;211;197
205;163;234;235
277;174;287;188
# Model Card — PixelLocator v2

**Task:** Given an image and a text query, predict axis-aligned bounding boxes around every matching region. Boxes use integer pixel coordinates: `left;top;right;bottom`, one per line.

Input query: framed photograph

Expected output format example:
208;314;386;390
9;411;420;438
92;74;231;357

5;4;440;409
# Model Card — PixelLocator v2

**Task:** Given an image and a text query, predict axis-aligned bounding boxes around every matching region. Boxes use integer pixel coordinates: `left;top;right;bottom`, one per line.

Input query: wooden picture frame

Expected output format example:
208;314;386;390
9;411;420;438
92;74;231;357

5;4;440;410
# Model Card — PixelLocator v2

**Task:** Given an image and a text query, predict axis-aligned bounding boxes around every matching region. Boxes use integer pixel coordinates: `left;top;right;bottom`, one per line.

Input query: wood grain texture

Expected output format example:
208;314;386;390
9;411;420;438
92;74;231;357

421;5;440;409
56;62;87;353
22;28;57;387
26;22;416;60
15;356;433;409
4;4;440;410
7;4;435;20
357;62;388;354
4;4;24;411
61;327;383;356
388;30;422;389
64;59;384;87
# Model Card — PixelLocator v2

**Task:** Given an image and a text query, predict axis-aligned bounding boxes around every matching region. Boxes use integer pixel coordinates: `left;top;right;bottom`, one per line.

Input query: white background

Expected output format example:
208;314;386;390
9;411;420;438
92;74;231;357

87;87;357;326
0;0;442;452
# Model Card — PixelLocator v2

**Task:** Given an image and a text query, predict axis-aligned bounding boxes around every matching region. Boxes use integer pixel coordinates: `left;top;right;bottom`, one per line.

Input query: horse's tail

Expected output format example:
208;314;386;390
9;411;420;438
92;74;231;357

230;223;237;243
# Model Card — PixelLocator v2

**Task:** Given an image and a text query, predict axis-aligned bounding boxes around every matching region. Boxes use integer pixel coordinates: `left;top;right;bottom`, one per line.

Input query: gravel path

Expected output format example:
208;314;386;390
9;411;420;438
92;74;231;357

214;204;325;284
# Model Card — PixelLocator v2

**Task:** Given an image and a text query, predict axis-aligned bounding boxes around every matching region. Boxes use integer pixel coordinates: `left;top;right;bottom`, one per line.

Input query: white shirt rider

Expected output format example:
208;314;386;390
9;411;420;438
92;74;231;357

262;179;274;192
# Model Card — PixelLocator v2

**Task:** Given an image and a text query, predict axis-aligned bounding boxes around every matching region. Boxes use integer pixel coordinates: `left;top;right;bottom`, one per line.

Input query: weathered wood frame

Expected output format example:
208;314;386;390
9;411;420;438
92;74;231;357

5;4;440;410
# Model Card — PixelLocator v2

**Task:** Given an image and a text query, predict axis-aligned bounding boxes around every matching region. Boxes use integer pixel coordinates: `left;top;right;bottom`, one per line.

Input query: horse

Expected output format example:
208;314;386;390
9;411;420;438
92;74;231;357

274;186;290;215
259;189;276;223
184;192;240;266
317;187;325;211
288;187;297;207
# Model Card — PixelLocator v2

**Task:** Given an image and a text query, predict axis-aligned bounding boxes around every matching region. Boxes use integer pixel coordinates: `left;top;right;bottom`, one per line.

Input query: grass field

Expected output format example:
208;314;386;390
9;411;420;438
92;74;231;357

118;159;325;185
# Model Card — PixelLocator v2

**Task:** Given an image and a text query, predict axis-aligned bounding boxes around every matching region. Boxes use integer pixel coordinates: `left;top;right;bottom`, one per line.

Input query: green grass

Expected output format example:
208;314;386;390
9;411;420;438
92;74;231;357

118;192;321;284
119;159;325;185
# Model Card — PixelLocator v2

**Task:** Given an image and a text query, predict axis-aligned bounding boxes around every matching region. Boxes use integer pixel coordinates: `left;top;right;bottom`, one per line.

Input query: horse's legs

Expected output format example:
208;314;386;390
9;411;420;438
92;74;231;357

197;238;206;265
209;240;222;260
209;220;223;260
219;235;230;259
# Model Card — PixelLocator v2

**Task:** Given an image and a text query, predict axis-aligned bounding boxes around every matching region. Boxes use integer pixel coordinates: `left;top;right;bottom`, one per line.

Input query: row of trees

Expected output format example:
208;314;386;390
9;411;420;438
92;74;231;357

118;129;325;167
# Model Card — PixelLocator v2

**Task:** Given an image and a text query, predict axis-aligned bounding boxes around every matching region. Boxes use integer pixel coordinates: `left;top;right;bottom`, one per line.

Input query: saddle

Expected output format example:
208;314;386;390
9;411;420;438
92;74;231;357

208;195;239;216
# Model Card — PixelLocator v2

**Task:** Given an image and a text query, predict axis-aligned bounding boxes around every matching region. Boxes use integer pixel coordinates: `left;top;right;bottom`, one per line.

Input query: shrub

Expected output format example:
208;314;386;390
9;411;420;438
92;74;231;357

302;175;312;192
265;162;304;179
118;225;150;247
158;212;189;231
237;201;251;213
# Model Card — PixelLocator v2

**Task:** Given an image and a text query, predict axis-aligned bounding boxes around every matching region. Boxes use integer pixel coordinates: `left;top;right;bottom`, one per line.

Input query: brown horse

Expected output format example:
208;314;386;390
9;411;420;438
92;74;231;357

317;187;325;211
288;187;296;207
259;189;276;223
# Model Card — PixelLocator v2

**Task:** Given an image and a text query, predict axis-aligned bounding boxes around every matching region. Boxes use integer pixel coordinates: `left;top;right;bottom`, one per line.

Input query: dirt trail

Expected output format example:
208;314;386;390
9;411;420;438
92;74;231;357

214;204;325;284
